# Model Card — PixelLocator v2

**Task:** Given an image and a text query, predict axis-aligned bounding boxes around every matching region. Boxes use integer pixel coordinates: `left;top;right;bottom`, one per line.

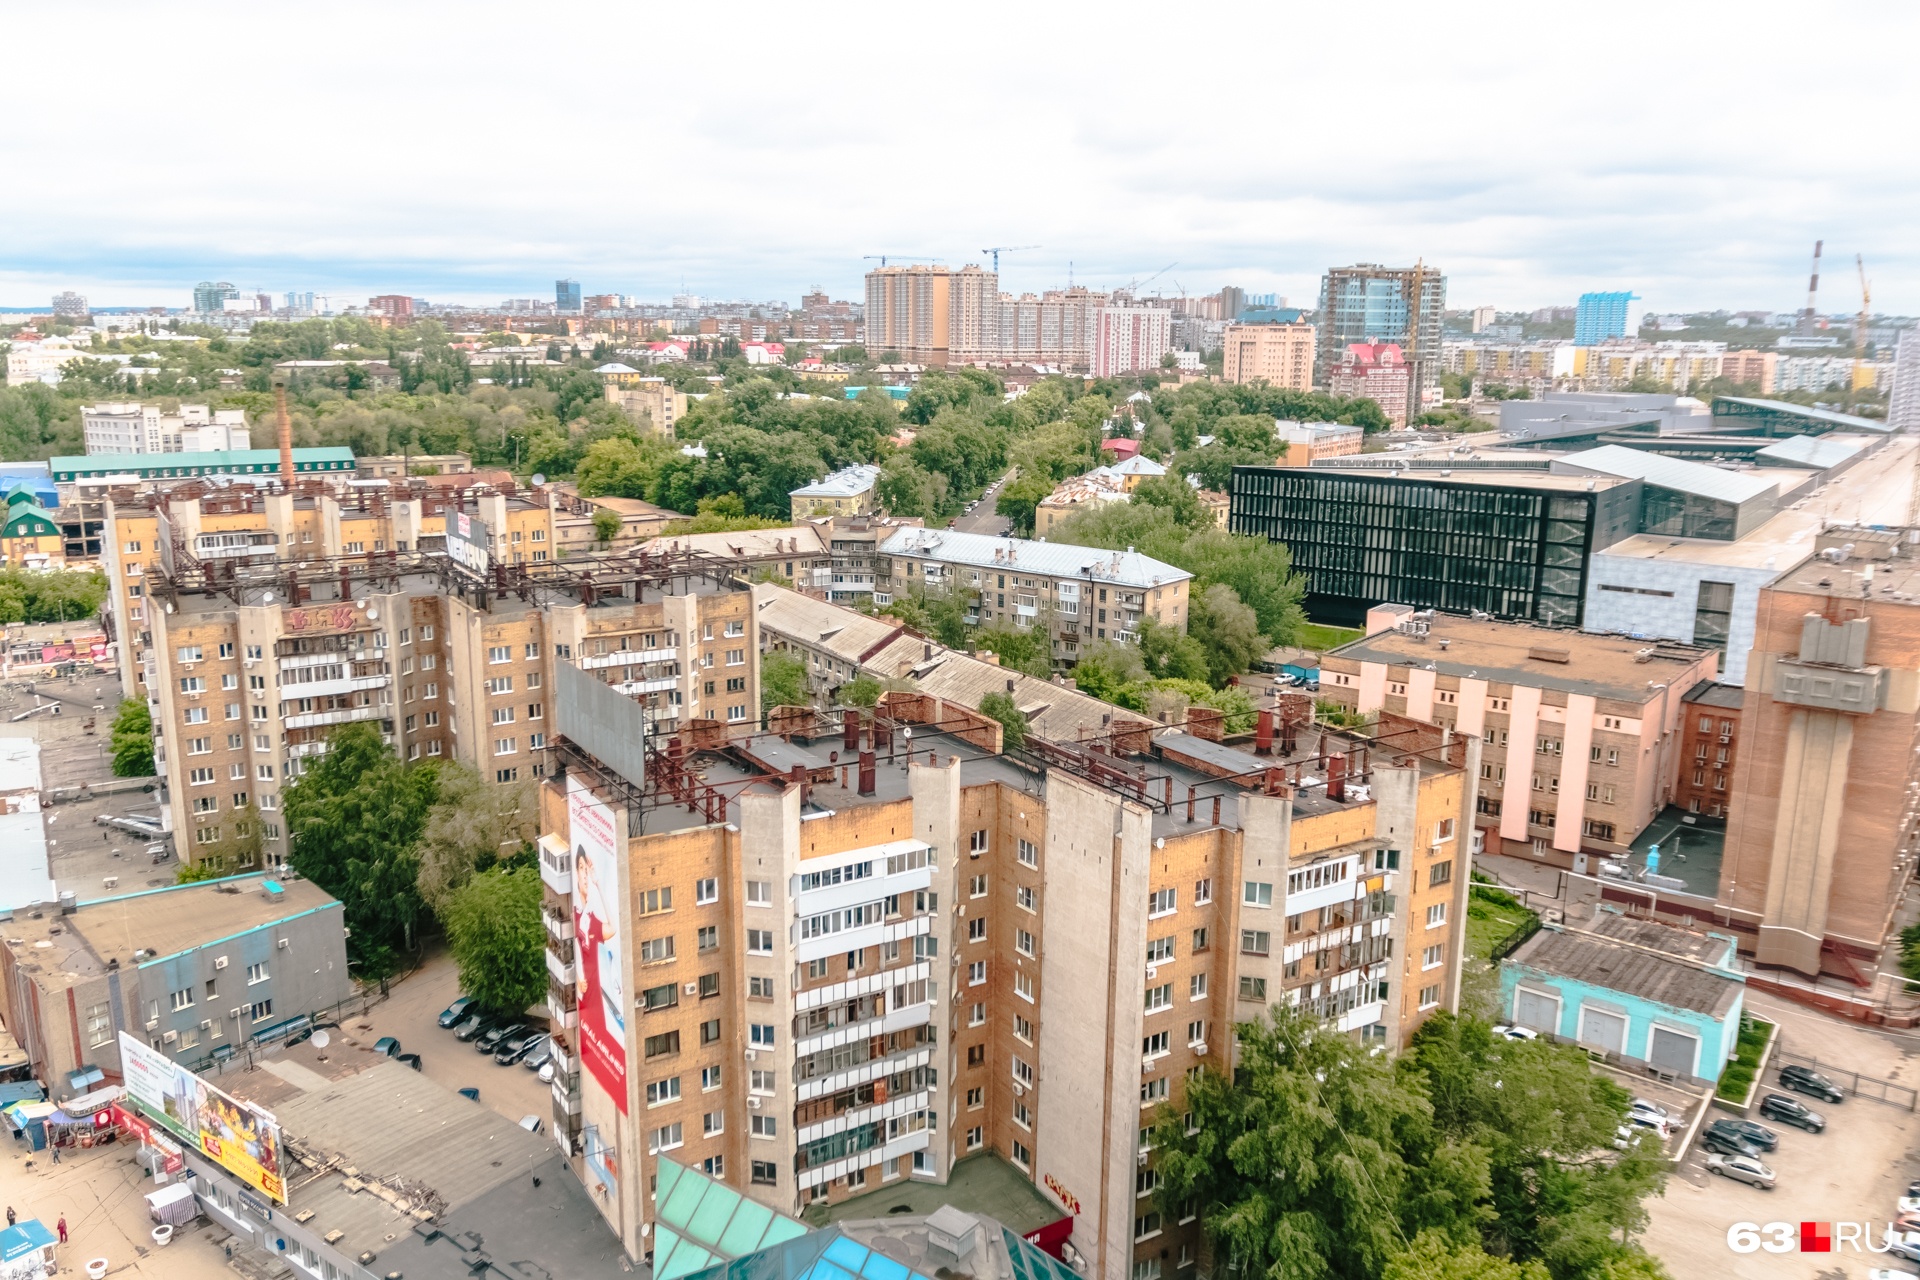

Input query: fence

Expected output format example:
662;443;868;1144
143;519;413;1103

1774;1048;1918;1112
176;987;390;1079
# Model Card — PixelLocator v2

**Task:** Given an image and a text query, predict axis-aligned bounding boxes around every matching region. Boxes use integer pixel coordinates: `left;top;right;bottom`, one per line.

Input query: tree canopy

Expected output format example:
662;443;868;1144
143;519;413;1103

109;697;154;777
441;866;547;1017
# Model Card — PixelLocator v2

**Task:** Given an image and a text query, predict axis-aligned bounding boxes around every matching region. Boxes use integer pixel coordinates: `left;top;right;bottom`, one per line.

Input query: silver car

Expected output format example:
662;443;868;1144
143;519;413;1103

1706;1153;1775;1189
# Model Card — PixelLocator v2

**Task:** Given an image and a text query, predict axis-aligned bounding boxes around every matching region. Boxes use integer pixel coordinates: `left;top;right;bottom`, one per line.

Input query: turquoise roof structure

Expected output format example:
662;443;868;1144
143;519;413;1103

653;1157;812;1280
49;448;355;482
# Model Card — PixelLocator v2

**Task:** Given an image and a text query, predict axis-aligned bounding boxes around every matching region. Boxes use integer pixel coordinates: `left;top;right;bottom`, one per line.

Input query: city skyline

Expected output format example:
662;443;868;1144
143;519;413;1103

2;3;1915;314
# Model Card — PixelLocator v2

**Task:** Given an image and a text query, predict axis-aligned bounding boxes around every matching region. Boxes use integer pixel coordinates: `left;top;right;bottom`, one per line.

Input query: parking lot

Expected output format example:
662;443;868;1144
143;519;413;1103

1641;989;1920;1278
332;949;554;1131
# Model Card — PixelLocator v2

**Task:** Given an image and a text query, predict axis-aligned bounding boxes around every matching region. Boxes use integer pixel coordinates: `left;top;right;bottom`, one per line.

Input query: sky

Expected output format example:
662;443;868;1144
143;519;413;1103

4;1;1916;317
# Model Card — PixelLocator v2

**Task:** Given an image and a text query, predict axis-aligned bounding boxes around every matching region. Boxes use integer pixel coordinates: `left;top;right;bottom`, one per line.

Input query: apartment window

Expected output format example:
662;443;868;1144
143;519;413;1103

695;877;718;904
1141;1077;1168;1104
1243;881;1273;908
968;960;986;985
746;929;772;954
1014;1013;1033;1043
1239;976;1267;1002
1428;860;1453;887
749;1023;774;1048
638;887;673;915
1013;972;1034;1002
703;1111;724;1138
746;880;771;906
169;987;195;1012
1194;877;1212;904
969;829;989;855
968;873;987;898
965;1126;984;1151
1426;903;1447;930
639;937;674;964
1422;944;1445;970
488;646;511;663
1189;973;1208;999
967;917;986;942
1145;984;1172;1012
968;1002;986;1027
751;1115;777;1138
1418;985;1441;1010
1011;1140;1031;1170
247;961;269;984
1147;888;1177;917
1434;818;1455;843
184;707;208;725
1017;838;1037;867
646;1078;682;1106
648;1123;684;1154
1016;885;1036;911
966;1044;986;1067
1187;1019;1207;1046
1015;928;1035;957
1142;1031;1170;1058
751;1161;777;1186
1192;926;1209;952
746;975;773;999
1135;1212;1163;1241
644;1031;680;1059
1146;936;1174;964
1013;1056;1034;1085
1240;929;1271;956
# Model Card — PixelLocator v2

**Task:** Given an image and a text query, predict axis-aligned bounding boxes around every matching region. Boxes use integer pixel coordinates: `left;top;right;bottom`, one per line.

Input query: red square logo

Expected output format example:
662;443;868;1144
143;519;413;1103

1800;1222;1832;1252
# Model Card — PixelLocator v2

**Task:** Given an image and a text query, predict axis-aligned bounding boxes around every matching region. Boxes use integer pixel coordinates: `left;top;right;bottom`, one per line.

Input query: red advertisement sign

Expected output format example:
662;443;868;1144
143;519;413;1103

568;775;627;1114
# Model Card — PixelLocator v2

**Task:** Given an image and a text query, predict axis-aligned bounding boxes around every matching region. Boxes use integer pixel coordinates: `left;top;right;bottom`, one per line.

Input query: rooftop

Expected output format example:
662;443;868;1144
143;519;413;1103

1306;464;1636;494
649;526;828;561
754;584;907;666
1714;396;1895;434
50;448;355;478
1768;537;1920;602
1507;912;1742;1019
878;528;1192;590
1754;434;1870;469
1328;616;1716;704
3;873;340;993
792;464;882;499
1682;682;1744;710
810;1154;1063;1236
214;1045;629;1279
1551;445;1792;506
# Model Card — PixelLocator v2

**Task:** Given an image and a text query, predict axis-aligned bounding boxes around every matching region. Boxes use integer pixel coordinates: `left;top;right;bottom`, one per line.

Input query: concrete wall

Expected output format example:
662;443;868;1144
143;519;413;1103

1499;962;1743;1081
1583;552;1776;685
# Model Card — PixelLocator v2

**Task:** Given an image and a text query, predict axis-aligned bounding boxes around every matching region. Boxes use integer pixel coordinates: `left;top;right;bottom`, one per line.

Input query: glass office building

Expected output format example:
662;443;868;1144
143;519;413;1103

1230;467;1641;627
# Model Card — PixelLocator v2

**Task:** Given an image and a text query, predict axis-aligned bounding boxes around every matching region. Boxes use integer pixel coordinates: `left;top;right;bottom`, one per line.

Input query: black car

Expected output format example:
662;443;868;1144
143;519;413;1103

497;1031;548;1066
476;1022;527;1054
438;996;478;1029
452;1013;496;1043
1758;1093;1825;1132
1701;1125;1763;1159
396;1052;423;1072
1779;1064;1845;1104
1705;1117;1778;1153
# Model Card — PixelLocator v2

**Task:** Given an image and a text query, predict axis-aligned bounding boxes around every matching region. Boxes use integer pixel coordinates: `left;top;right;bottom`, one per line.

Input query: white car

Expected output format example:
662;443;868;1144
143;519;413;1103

538;1059;556;1084
1890;1233;1920;1264
1705;1153;1775;1189
1491;1025;1539;1041
1867;1269;1920;1280
1629;1098;1671;1121
1901;1197;1920;1216
1610;1126;1647;1151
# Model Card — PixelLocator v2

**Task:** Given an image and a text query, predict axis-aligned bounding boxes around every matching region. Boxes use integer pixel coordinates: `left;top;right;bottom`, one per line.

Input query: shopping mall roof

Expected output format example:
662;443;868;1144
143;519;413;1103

1551;445;1782;506
49;448;355;482
1712;396;1895;435
1754;434;1871;469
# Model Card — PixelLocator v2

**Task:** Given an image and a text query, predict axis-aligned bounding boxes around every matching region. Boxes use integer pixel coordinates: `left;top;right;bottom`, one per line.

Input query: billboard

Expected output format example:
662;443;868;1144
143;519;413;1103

119;1033;287;1203
446;511;492;578
568;773;627;1113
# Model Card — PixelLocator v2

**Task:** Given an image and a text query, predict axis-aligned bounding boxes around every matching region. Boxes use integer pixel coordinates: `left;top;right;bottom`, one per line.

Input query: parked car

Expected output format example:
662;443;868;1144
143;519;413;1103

1625;1112;1673;1139
1779;1064;1845;1103
1628;1098;1671;1122
1705;1153;1776;1189
1890;1233;1920;1264
438;996;478;1029
1758;1093;1825;1132
453;1013;495;1043
1490;1025;1539;1042
372;1036;402;1058
538;1059;556;1084
1706;1117;1778;1153
1610;1126;1647;1151
497;1031;548;1066
397;1053;423;1072
1866;1268;1920;1280
518;1115;543;1133
476;1022;527;1054
1899;1195;1920;1216
1701;1125;1763;1160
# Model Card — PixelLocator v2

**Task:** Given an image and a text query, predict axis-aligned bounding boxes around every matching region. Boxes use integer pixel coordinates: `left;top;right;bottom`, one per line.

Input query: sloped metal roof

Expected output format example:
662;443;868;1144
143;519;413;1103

1553;445;1778;505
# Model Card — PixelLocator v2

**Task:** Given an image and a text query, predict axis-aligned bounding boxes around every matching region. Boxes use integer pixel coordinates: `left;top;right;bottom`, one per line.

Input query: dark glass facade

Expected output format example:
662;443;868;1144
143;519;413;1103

1230;468;1632;627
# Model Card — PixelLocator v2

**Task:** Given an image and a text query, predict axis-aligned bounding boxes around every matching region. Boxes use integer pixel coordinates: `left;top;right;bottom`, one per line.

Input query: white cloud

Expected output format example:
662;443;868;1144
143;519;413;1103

2;0;1916;312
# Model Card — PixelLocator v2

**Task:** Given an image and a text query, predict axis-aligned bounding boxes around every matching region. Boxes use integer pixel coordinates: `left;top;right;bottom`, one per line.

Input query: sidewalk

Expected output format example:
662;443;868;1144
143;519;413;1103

0;1135;235;1278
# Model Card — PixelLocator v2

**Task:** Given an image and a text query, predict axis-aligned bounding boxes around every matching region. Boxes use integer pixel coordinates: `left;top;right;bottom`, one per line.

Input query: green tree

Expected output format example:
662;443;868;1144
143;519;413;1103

995;471;1056;536
761;649;811;712
283;721;440;978
1188;583;1266;683
592;508;622;543
109;698;154;777
415;764;536;913
971;626;1053;677
1131;474;1213;530
442;866;547;1017
978;690;1027;751
837;674;883;707
1383;1233;1551;1280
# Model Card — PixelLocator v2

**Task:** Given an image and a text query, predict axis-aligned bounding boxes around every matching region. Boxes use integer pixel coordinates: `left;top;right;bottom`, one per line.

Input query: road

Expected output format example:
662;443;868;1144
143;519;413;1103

951;469;1014;535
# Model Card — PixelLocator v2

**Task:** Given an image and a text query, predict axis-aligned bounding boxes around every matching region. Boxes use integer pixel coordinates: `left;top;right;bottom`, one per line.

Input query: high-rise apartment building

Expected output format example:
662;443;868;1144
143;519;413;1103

863;266;1001;367
1573;292;1639;346
558;279;584;312
82;403;250;455
1326;342;1413;427
992;289;1109;369
1220;322;1315;388
538;644;1473;1272
50;292;88;319
367;294;414;320
110;478;760;870
1317;264;1446;408
1890;328;1920;432
1088;306;1172;378
192;281;239;313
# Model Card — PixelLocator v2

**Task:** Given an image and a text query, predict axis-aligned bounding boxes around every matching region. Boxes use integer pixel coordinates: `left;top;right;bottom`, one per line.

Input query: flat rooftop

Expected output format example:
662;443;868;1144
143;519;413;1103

1329;617;1714;704
1309;465;1636;493
2;872;339;992
808;1154;1064;1234
1769;538;1920;601
209;1042;629;1279
1509;913;1742;1019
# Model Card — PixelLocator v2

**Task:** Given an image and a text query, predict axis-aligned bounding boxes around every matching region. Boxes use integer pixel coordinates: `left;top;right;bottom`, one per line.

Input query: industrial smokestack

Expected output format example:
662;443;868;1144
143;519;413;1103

274;383;294;490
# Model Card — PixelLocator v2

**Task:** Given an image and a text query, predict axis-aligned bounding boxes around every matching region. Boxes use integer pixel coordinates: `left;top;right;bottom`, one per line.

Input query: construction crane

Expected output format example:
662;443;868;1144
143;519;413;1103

1797;240;1824;336
862;254;940;268
981;245;1039;272
1122;261;1179;295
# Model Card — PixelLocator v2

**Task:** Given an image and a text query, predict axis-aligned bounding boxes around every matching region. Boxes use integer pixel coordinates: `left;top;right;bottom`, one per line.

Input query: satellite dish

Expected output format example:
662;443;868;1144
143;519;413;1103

310;1029;330;1048
262;592;275;603
531;473;546;487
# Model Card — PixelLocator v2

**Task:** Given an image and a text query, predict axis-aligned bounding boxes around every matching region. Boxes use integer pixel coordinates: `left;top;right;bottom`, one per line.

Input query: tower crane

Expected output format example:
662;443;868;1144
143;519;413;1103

981;245;1039;272
1122;261;1179;295
862;254;940;268
1797;240;1824;336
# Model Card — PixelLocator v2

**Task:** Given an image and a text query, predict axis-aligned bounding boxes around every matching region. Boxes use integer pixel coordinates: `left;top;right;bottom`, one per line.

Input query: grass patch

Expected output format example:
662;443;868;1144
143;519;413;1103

1466;885;1537;961
1296;622;1363;652
1715;1015;1775;1105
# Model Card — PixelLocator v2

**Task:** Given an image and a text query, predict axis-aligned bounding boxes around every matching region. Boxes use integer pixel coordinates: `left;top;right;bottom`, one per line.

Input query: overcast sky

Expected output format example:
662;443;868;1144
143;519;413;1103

4;1;1914;316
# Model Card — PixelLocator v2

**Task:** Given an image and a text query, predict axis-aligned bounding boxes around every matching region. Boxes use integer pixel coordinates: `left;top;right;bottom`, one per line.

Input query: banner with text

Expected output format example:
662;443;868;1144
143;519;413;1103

119;1033;287;1203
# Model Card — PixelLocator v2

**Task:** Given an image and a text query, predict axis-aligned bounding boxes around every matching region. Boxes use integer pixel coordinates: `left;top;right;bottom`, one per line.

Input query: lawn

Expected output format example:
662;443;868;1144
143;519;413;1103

1296;622;1363;652
1466;887;1537;960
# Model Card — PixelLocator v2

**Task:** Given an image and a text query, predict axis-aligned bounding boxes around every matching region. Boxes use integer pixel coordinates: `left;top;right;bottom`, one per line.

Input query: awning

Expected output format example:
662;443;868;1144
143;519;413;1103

0;1221;54;1262
61;1085;123;1117
66;1064;103;1091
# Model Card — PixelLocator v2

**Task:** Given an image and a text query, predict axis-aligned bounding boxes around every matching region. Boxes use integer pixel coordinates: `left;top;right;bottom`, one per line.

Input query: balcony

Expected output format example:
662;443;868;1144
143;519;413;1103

548;989;579;1030
283;704;384;731
579;648;678;672
280;673;389;701
544;910;575;943
552;1078;582;1115
538;835;573;896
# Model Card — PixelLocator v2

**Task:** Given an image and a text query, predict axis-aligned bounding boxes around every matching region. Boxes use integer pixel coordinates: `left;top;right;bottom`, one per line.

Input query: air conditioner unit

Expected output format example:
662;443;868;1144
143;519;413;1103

162;1030;178;1044
1144;964;1158;981
1193;1042;1207;1056
1012;1083;1025;1097
230;1008;243;1020
213;956;229;970
744;1049;757;1061
200;1020;212;1030
684;982;699;995
278;938;290;949
1137;1149;1149;1166
1142;1059;1156;1073
144;1018;159;1031
748;1097;762;1109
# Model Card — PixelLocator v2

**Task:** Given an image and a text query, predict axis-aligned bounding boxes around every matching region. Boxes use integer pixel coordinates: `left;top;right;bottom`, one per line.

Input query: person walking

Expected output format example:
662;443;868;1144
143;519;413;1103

49;1142;58;1164
55;1217;66;1245
6;1207;14;1226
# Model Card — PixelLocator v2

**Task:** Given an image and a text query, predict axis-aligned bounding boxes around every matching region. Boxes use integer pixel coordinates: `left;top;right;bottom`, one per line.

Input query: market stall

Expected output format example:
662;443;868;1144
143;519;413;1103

0;1220;58;1280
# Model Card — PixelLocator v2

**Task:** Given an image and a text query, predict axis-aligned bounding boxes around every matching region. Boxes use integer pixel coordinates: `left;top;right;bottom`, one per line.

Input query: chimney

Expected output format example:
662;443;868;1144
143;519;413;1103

274;383;294;490
857;749;876;796
1327;752;1347;802
844;710;860;752
1256;709;1275;755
